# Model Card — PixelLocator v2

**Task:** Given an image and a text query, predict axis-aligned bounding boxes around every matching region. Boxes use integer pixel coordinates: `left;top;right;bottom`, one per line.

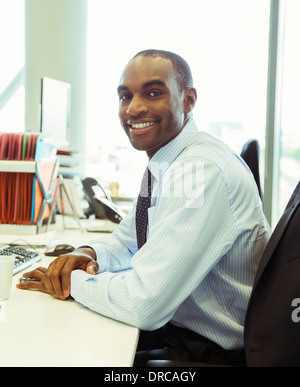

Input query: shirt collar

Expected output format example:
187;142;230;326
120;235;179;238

148;119;199;181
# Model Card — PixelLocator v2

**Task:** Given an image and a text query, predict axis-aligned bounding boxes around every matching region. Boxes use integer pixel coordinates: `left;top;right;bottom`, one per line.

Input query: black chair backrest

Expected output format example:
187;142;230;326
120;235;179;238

240;139;263;200
244;180;300;366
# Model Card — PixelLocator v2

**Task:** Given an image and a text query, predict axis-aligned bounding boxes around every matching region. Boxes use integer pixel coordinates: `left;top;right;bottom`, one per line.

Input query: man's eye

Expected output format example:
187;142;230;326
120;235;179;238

120;94;131;101
148;91;161;97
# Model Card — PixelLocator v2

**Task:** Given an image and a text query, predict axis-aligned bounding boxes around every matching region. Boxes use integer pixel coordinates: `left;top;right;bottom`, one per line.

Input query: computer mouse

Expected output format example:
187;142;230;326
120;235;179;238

44;242;75;257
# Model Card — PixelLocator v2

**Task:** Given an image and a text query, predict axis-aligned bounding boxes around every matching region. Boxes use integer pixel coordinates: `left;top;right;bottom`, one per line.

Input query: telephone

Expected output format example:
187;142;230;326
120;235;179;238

81;177;125;223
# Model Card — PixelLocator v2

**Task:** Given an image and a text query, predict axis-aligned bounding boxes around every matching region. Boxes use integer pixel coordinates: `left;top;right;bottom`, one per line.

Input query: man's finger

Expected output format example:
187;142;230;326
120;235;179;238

16;277;47;293
86;261;99;275
46;256;69;300
21;267;47;280
60;262;73;299
43;258;63;299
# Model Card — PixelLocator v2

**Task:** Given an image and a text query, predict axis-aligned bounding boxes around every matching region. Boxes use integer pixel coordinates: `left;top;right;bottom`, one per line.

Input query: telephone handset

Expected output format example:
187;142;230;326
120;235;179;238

81;177;125;223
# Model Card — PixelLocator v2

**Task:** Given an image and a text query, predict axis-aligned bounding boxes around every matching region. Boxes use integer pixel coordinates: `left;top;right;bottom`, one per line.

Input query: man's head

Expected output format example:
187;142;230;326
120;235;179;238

117;49;197;159
132;49;194;92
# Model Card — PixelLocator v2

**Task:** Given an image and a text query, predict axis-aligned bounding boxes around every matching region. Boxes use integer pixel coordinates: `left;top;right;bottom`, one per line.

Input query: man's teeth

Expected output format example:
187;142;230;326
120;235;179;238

131;121;156;129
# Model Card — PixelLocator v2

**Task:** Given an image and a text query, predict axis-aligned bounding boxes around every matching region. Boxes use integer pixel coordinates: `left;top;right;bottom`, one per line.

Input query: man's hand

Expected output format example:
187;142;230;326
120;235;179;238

17;247;99;300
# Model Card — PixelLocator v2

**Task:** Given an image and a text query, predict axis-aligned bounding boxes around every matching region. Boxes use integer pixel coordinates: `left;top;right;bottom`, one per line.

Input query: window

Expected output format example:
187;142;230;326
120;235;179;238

0;0;25;133
278;0;300;217
86;0;270;197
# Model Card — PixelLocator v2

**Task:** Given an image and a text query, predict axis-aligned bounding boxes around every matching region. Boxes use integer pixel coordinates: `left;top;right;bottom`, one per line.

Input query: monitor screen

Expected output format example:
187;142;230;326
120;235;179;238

40;77;71;148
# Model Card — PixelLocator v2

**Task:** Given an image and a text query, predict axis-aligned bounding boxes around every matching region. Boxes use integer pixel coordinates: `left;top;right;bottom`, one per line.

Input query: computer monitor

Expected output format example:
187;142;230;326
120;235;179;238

40;77;71;149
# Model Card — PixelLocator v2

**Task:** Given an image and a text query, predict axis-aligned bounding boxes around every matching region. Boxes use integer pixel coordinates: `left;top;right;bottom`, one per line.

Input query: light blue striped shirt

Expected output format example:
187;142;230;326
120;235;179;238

71;119;270;350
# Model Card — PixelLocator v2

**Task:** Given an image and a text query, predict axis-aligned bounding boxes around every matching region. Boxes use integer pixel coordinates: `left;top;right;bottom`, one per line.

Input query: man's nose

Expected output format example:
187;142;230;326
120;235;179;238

126;95;147;116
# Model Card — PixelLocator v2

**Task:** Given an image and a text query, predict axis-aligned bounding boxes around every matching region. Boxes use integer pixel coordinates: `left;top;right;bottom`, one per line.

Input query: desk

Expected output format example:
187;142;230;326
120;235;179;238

0;225;140;367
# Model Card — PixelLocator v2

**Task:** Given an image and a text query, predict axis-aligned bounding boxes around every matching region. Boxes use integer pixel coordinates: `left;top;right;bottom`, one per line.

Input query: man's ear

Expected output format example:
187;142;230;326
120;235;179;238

183;87;197;114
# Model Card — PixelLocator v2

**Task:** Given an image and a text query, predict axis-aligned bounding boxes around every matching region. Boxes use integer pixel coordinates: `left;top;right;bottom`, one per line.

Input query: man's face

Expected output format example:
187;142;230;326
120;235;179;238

117;56;186;159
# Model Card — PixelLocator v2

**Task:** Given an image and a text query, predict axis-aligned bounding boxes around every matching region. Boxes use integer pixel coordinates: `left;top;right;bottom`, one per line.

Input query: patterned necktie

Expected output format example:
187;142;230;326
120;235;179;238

136;167;154;249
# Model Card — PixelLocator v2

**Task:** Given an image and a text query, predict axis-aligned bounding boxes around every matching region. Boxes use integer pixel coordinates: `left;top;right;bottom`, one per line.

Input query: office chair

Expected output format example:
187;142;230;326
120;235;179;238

240;139;263;200
148;180;300;367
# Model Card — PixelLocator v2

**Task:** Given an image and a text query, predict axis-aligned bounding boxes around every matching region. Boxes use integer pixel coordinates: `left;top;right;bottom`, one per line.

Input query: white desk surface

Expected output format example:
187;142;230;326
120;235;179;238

0;223;140;367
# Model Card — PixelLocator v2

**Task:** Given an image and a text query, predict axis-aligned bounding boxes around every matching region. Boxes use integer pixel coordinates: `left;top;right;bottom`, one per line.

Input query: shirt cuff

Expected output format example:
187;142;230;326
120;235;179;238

70;269;94;299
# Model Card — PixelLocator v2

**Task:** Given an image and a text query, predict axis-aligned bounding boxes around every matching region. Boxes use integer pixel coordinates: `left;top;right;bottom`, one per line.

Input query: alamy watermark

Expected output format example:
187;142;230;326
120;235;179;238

291;298;300;322
146;161;205;209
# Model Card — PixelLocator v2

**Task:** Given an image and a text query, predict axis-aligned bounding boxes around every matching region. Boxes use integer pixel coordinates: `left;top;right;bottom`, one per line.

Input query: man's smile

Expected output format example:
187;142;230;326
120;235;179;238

127;120;159;134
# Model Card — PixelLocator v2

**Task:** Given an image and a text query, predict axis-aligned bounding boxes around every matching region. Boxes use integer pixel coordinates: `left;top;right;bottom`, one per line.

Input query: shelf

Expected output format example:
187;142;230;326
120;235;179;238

0;160;36;173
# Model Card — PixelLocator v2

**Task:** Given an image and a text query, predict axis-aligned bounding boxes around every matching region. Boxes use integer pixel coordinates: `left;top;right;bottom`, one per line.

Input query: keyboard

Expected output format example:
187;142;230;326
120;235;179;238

0;245;42;275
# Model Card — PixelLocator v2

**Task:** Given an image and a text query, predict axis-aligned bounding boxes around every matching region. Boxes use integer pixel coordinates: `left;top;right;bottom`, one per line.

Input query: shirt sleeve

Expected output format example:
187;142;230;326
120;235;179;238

70;159;242;330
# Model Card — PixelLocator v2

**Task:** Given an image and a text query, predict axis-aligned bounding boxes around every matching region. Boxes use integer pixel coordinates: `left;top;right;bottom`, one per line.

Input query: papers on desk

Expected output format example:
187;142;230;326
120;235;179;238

63;216;118;233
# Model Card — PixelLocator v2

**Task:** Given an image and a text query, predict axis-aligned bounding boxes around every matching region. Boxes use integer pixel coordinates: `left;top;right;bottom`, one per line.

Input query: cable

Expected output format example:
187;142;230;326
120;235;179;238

8;239;46;253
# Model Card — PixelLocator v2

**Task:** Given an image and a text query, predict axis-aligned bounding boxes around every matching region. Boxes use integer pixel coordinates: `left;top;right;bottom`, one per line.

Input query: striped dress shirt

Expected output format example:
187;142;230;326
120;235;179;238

71;119;271;350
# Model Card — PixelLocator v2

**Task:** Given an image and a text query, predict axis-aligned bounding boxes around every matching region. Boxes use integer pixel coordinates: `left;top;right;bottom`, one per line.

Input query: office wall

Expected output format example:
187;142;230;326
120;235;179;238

25;0;87;172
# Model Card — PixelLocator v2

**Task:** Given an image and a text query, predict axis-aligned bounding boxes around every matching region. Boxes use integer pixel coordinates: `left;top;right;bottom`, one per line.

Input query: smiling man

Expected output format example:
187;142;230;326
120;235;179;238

17;50;270;367
117;52;196;159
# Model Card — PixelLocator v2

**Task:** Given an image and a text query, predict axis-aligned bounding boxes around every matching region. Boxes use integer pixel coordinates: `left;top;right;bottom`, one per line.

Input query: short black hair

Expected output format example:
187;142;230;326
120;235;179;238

132;49;193;91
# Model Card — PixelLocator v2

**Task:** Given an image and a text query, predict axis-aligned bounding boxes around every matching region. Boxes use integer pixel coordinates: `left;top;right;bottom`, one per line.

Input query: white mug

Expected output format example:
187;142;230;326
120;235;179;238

0;256;14;300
